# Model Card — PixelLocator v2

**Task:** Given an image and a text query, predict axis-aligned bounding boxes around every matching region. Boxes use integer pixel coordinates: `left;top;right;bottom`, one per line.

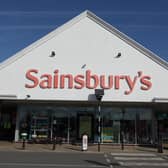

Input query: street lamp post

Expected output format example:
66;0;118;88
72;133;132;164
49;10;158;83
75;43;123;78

95;89;104;152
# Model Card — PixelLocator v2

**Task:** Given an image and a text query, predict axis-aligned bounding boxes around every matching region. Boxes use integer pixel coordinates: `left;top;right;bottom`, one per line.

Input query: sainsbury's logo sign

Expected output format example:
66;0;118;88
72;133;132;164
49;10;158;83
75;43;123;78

25;69;152;95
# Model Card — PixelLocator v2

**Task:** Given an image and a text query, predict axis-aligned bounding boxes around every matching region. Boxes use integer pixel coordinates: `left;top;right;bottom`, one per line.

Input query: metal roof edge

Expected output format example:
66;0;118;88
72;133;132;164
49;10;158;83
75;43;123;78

0;94;17;99
153;97;168;103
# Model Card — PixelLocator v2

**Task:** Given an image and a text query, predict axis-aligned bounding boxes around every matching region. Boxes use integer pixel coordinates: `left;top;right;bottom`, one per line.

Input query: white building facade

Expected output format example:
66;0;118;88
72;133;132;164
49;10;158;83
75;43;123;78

0;11;168;144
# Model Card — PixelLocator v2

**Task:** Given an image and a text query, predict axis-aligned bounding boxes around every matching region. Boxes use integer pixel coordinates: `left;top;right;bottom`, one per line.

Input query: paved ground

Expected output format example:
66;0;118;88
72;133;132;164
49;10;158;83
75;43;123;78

0;141;167;154
108;152;168;168
0;150;167;168
0;141;128;152
0;141;168;168
0;151;108;168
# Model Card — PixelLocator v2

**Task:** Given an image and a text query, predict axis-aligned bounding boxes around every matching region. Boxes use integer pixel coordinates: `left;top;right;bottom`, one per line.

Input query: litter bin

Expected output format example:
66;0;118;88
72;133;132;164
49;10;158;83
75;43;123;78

82;134;88;151
21;132;27;149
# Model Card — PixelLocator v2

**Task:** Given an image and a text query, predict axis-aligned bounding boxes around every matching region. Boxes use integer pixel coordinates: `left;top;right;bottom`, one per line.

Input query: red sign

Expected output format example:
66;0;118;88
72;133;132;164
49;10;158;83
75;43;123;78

25;69;152;95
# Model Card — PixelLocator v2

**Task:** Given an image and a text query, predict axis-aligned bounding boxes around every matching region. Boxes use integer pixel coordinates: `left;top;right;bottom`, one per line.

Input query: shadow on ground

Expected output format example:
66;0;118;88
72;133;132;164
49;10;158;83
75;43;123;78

85;160;108;167
65;146;82;151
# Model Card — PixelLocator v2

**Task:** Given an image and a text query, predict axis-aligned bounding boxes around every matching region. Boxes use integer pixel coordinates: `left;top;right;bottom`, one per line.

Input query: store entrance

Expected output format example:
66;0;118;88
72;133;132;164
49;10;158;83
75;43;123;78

0;104;16;141
77;114;94;141
51;116;67;141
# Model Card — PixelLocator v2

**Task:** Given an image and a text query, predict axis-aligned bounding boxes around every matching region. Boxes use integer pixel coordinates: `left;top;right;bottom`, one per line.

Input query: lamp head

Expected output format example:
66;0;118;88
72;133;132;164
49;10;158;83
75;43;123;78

95;89;104;101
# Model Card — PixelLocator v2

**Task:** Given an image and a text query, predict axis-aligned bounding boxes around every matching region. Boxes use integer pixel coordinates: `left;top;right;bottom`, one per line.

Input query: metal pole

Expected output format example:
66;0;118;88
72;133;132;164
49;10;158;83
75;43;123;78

121;109;125;150
52;136;56;150
94;89;104;152
22;138;26;150
67;112;70;144
98;100;101;152
157;120;163;153
52;120;57;150
135;112;138;144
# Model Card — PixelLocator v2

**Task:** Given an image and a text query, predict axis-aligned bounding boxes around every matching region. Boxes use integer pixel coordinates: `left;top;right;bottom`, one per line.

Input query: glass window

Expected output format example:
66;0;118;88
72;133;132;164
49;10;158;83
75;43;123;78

123;109;136;144
136;108;152;144
51;108;68;142
17;104;153;145
102;107;122;143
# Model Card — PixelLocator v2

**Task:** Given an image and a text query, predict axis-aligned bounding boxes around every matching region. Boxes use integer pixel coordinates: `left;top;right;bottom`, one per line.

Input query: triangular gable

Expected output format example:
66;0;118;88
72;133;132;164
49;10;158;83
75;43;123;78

0;10;168;71
0;10;168;102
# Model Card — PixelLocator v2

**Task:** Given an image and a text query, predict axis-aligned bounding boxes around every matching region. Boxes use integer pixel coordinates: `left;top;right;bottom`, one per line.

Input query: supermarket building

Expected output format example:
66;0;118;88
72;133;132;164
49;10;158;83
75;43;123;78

0;11;168;145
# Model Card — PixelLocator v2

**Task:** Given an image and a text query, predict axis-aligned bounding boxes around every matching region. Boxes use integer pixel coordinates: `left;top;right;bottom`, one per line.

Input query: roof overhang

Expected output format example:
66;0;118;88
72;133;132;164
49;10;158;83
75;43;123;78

153;97;168;103
0;94;17;100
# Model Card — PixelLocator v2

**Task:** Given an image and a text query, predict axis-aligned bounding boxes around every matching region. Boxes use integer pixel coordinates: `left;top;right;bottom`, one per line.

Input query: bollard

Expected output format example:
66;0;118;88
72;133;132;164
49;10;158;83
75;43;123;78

52;118;57;150
52;136;56;150
82;134;88;151
157;121;163;153
157;134;163;153
121;131;124;150
22;138;26;149
21;133;27;150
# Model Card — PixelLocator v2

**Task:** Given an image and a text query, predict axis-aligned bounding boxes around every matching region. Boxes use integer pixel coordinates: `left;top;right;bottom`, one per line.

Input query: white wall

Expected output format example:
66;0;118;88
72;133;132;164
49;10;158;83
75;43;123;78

0;17;168;102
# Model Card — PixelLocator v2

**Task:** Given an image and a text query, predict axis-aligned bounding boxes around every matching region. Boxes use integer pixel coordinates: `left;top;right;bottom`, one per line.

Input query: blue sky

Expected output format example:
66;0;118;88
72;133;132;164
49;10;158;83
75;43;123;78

0;0;168;62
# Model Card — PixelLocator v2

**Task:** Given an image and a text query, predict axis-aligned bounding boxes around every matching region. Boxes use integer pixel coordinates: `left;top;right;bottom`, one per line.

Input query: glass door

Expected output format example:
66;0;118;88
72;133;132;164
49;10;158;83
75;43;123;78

51;111;68;143
30;111;49;142
0;104;16;141
77;114;94;141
